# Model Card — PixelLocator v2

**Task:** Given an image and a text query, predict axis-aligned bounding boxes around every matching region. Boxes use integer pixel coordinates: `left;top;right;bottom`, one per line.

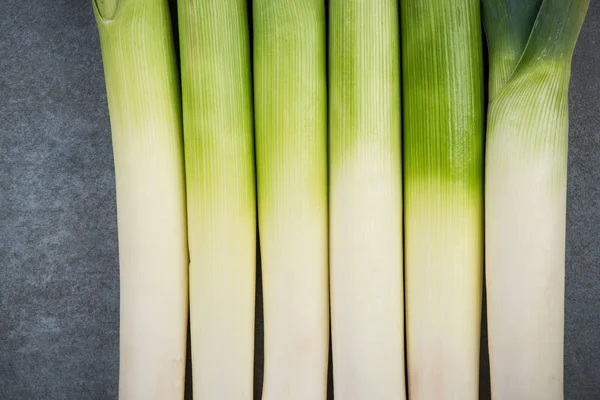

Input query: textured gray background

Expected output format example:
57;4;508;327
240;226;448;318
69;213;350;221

0;1;598;399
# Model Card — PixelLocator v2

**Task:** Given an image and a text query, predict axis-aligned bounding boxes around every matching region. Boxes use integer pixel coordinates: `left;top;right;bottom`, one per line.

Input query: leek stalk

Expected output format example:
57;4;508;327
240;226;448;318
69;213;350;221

484;0;590;398
253;1;329;399
93;0;189;398
401;0;485;398
329;1;406;398
177;0;256;398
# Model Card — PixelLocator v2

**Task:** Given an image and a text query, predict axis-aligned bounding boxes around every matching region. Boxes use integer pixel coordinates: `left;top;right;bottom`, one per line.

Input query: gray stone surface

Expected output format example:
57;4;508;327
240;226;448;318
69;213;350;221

0;1;597;399
0;1;119;399
565;4;600;398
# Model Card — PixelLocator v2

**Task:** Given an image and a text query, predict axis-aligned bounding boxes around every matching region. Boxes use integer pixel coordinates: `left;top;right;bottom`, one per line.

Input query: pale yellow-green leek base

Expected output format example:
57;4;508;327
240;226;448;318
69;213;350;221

330;159;405;400
405;187;482;400
486;151;566;399
116;143;188;399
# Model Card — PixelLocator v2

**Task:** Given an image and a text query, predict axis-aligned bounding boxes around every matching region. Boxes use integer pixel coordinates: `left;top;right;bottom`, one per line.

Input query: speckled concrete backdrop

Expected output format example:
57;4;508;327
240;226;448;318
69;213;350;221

0;1;598;399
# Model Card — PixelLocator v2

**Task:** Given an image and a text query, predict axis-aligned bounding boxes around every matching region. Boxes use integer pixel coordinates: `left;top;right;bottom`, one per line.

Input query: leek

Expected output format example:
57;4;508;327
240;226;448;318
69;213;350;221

484;0;589;398
484;0;543;100
253;1;329;399
93;0;188;398
177;0;256;398
329;1;406;399
401;0;485;398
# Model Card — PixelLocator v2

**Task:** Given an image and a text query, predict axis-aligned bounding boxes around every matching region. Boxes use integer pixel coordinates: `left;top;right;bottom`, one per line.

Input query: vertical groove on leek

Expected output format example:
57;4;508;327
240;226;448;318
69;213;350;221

484;0;589;398
93;0;188;398
401;0;485;398
177;0;256;398
253;1;329;399
329;1;405;399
